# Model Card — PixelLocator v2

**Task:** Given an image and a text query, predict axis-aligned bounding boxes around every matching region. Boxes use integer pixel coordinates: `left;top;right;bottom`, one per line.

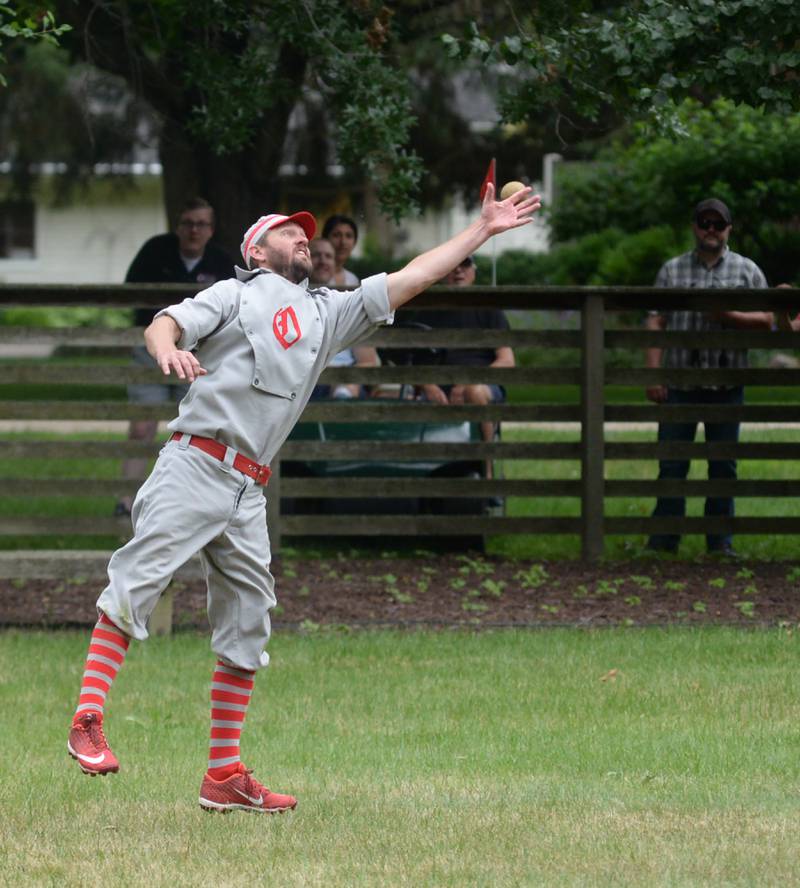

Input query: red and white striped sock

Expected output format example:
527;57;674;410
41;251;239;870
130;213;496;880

73;612;130;723
207;660;255;780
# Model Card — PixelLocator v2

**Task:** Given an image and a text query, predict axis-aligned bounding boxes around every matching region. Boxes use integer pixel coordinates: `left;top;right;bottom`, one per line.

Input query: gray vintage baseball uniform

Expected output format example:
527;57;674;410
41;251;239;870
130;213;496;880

97;268;393;670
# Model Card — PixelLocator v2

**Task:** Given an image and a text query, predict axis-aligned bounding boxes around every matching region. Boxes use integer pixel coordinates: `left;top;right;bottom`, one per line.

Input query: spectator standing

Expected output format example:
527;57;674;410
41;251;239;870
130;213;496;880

322;214;360;287
645;198;771;557
118;198;235;514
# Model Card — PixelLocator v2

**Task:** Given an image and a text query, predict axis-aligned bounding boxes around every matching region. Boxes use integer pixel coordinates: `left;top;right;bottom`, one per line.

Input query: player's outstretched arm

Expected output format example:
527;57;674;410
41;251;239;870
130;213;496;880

386;183;541;310
144;315;207;382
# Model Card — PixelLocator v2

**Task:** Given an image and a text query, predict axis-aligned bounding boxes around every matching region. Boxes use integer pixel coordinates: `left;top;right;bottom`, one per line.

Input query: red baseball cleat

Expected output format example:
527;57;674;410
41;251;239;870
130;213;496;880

67;712;119;776
199;763;297;814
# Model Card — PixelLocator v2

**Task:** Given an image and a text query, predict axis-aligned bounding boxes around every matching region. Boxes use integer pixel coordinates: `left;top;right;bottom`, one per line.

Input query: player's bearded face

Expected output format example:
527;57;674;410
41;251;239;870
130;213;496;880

261;225;312;283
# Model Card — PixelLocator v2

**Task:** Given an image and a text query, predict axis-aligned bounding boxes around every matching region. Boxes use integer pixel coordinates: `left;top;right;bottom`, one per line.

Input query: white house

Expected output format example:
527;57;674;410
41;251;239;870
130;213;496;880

0;157;557;285
0;168;165;285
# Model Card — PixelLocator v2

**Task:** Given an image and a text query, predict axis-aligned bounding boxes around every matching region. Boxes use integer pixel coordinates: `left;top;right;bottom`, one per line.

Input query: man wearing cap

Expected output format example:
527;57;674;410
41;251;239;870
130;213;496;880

644;198;772;557
65;187;541;813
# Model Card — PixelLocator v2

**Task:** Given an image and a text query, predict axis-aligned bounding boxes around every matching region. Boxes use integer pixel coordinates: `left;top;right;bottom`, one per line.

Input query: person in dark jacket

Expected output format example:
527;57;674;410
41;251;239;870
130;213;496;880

117;197;235;515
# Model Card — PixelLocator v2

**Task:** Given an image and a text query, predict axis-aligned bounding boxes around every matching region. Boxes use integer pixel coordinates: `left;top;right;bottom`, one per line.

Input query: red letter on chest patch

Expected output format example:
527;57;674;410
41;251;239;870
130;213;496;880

273;306;302;349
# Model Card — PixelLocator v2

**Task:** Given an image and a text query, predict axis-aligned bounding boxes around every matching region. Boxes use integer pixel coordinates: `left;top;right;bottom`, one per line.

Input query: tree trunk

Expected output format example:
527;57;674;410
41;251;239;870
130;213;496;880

159;117;201;230
159;119;281;261
157;47;308;261
201;142;282;263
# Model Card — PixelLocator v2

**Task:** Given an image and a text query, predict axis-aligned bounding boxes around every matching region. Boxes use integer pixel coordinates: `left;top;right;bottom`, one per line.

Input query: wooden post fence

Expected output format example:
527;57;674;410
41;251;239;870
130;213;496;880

0;282;798;582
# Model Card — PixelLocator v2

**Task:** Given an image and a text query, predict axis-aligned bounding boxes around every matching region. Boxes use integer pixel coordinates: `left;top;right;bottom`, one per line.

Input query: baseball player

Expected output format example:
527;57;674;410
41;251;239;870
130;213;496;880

66;184;541;814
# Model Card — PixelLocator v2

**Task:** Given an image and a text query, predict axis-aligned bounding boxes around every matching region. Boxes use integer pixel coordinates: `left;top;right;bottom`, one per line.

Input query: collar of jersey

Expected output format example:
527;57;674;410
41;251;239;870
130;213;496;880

235;265;309;288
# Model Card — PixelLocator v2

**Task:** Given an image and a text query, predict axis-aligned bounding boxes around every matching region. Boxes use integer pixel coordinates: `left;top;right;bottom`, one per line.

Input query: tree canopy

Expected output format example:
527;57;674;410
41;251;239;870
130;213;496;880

42;0;436;255
445;0;800;131
34;0;567;257
7;0;799;261
0;0;69;85
548;100;800;284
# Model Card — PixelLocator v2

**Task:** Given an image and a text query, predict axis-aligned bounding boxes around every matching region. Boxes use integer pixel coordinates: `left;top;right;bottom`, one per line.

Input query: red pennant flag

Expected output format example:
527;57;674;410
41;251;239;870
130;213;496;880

479;158;496;202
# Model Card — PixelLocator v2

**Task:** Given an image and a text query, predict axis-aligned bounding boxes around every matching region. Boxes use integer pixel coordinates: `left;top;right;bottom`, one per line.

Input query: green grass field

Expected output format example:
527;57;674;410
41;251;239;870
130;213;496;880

3;627;800;886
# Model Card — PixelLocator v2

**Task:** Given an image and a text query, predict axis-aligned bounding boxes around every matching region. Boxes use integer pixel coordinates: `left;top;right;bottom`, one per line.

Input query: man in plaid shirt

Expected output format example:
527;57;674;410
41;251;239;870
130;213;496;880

645;198;772;556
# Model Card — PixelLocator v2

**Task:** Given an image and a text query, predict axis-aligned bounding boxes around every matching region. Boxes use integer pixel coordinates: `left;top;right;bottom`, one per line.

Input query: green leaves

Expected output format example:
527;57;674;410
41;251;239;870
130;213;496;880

459;0;800;128
0;1;71;86
440;32;459;59
545;97;800;283
46;0;428;225
332;52;423;220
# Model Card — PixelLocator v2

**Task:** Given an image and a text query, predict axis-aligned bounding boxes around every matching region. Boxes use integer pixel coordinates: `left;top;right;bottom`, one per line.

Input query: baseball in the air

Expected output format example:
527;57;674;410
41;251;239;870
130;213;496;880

500;181;526;200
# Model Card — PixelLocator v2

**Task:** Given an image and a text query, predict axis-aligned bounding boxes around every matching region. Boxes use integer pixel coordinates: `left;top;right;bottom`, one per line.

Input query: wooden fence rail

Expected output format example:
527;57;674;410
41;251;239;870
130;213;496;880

1;283;799;566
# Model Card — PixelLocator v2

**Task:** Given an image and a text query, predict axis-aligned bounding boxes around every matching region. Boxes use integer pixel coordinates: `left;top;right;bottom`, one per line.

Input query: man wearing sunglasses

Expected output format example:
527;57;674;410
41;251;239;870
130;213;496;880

644;198;771;557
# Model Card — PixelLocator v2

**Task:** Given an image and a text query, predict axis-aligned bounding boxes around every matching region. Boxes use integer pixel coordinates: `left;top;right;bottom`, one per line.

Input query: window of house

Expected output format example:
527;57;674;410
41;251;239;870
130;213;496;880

0;200;35;259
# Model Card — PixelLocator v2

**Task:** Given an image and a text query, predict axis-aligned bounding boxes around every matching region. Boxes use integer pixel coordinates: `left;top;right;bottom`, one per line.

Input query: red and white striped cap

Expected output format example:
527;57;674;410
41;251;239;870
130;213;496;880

240;211;317;265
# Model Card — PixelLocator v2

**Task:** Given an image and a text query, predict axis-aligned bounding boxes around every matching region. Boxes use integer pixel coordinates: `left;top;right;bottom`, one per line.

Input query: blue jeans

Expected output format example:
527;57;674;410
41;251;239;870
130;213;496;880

647;386;743;552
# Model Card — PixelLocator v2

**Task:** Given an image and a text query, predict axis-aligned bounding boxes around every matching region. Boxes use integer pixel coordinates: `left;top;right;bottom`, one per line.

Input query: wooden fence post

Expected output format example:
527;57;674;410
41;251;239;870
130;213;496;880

581;294;605;560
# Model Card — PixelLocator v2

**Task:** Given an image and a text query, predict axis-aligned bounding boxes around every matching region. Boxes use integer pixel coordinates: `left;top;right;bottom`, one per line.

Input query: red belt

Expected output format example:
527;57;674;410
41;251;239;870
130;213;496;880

170;433;271;486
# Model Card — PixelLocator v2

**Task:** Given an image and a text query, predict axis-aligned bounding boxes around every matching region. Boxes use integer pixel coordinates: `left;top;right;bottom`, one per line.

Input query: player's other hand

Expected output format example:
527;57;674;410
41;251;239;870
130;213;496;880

156;348;207;382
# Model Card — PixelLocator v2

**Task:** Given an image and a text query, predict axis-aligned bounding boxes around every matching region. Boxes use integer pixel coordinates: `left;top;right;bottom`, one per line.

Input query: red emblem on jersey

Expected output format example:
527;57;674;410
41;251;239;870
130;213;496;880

273;306;302;349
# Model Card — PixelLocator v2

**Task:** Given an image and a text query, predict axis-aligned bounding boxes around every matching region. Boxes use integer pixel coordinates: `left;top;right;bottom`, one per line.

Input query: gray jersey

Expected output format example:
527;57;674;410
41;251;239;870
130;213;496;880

156;267;392;463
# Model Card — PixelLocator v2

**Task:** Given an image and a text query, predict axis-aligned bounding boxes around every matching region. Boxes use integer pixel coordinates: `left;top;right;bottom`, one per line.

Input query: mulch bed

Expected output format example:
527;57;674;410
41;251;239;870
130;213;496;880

3;555;800;630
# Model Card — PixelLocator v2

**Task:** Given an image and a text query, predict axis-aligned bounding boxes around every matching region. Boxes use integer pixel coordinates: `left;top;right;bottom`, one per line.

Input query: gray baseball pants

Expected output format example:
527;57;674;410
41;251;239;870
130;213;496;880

97;435;276;670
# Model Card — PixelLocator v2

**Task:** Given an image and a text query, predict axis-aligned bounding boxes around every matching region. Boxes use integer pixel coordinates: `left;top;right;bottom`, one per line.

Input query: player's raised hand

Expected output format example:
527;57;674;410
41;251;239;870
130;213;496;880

386;181;542;309
156;348;207;382
480;182;542;237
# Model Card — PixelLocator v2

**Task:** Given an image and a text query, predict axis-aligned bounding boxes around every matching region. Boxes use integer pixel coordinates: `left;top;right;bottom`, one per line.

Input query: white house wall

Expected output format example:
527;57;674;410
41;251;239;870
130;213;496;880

0;182;550;285
0;198;166;285
393;195;550;258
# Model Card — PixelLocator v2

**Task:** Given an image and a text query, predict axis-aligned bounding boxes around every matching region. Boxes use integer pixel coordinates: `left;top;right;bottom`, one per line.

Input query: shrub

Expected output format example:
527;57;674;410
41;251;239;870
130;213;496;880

475;250;557;286
550;99;800;284
545;229;626;285
592;226;690;286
